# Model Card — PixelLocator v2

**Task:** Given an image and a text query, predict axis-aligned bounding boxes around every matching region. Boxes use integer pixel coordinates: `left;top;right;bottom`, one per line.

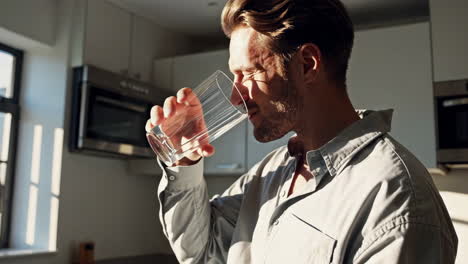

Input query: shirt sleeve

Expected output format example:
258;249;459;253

353;218;457;264
157;158;252;264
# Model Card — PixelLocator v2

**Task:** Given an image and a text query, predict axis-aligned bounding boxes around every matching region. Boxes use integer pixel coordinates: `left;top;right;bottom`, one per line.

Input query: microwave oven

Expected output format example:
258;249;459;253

69;65;169;158
435;79;468;165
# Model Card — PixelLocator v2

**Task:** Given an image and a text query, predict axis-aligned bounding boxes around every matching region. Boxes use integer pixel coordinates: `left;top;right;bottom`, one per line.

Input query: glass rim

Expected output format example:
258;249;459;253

215;70;248;115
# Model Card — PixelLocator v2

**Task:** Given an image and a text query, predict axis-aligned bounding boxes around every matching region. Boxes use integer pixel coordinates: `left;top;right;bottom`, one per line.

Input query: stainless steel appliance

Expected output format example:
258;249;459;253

435;79;468;164
69;65;168;158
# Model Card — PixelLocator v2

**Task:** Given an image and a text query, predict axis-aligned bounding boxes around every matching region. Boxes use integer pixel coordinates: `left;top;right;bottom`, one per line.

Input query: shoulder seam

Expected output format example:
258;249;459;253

382;136;419;203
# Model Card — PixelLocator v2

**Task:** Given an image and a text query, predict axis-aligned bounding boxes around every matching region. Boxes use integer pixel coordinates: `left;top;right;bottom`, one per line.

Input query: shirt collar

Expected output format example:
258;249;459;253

287;109;393;182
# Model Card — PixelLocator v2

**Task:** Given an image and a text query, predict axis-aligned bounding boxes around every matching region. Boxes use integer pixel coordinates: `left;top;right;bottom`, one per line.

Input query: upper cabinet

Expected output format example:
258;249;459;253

84;0;132;75
348;23;436;169
72;0;162;83
130;16;161;83
172;50;231;91
429;0;468;82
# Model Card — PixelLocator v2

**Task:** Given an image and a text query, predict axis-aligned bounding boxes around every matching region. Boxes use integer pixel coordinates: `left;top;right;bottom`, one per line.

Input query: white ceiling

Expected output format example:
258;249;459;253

108;0;429;37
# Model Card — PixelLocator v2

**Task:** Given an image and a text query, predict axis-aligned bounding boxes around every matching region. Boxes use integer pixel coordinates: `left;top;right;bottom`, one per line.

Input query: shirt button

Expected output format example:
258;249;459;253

281;190;286;197
168;175;176;181
274;220;279;226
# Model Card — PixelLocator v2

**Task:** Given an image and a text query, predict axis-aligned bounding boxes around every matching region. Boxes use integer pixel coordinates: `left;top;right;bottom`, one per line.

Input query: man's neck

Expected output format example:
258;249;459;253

294;85;360;153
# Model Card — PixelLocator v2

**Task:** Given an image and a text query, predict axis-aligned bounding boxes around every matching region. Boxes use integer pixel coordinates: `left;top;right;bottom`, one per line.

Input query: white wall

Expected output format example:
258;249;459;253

0;0;195;263
347;22;436;168
0;0;57;46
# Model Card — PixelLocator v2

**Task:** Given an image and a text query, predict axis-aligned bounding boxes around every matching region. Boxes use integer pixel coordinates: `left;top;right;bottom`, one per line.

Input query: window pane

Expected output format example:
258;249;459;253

0;112;11;162
0;163;5;186
0;112;11;187
0;51;14;99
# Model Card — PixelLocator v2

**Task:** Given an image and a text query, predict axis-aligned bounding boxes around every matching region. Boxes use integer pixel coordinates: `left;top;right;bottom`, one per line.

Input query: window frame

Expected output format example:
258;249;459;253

0;42;23;248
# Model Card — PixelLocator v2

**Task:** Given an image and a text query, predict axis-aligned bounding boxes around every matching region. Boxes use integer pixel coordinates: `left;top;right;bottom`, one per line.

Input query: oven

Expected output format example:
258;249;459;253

69;65;168;158
435;79;468;164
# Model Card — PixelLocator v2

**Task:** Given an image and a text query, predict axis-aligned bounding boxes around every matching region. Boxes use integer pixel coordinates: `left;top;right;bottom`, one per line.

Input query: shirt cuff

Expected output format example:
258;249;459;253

158;158;204;191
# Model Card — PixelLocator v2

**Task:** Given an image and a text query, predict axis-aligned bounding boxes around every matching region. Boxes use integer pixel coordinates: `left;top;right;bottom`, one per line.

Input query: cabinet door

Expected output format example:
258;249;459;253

84;0;131;74
130;16;158;83
430;0;468;82
172;50;232;91
153;57;174;94
347;23;436;168
246;123;293;168
172;49;247;175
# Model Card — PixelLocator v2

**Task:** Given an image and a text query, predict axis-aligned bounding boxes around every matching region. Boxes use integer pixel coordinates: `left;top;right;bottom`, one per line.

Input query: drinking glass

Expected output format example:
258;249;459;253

147;70;248;165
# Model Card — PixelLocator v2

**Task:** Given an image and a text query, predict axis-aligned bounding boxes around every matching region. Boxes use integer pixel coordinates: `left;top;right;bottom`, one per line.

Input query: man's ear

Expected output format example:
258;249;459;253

298;43;321;84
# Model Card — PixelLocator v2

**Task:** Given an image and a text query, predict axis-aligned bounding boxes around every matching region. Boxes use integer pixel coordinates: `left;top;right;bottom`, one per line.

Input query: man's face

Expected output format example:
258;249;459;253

229;26;299;142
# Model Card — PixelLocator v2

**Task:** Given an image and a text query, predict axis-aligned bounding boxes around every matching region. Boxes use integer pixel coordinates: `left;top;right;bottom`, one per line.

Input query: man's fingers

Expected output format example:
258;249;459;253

200;144;215;157
177;88;201;107
176;87;192;104
163;96;177;118
150;105;164;125
145;119;153;133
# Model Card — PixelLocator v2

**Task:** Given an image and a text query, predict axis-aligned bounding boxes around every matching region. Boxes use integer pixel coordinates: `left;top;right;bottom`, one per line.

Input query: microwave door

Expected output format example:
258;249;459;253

78;83;91;149
79;85;153;157
437;96;468;164
90;96;146;137
87;94;148;143
439;97;468;149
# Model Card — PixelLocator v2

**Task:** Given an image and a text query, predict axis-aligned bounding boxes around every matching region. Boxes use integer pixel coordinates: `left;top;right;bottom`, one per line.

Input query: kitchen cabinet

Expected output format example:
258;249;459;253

72;0;162;84
347;22;436;168
154;50;248;175
84;0;132;75
429;0;468;82
153;57;173;93
130;16;161;83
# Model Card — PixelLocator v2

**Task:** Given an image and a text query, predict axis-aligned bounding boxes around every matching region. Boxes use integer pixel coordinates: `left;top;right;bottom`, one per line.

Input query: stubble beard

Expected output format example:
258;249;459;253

253;81;298;143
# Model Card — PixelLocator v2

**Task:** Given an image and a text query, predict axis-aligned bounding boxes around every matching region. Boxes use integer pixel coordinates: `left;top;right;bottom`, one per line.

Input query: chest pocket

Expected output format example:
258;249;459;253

264;213;336;264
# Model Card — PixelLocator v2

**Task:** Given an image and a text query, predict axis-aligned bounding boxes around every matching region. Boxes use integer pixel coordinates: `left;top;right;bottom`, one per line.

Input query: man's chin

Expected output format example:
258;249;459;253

253;126;285;143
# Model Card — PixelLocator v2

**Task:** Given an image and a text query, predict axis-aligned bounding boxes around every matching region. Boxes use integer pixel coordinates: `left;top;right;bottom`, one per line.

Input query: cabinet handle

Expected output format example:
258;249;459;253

215;163;241;170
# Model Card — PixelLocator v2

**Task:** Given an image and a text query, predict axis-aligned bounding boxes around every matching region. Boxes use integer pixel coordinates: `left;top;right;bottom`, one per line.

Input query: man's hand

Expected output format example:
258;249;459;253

146;87;215;166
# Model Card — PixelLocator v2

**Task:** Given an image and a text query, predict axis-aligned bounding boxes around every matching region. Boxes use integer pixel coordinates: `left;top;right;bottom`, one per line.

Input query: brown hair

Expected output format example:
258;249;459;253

222;0;354;85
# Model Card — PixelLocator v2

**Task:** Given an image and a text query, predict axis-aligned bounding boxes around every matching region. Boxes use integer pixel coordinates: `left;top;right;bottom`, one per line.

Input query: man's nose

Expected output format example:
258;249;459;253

230;82;249;111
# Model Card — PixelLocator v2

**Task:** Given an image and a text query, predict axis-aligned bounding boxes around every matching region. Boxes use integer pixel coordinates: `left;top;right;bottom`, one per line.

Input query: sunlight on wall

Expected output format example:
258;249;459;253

51;128;63;196
49;197;59;251
30;125;42;184
439;191;468;264
440;191;468;221
48;128;63;250
26;185;38;246
26;124;43;246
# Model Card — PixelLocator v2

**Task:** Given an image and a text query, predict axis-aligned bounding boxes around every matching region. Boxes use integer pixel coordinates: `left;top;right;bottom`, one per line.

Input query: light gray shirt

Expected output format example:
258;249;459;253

157;109;458;264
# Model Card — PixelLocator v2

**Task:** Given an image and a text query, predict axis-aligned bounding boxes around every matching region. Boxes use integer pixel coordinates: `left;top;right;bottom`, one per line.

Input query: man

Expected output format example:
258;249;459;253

146;0;458;263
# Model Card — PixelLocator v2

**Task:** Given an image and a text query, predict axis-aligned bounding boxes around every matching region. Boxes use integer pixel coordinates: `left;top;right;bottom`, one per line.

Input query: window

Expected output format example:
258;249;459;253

0;42;23;248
